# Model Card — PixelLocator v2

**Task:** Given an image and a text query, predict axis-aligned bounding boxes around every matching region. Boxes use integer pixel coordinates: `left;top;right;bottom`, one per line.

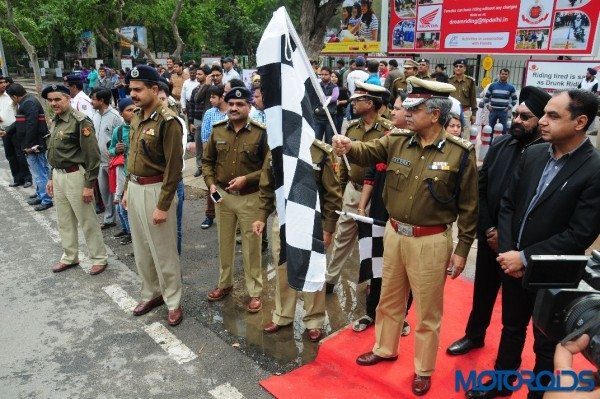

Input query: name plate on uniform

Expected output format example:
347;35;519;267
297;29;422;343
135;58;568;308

392;157;411;167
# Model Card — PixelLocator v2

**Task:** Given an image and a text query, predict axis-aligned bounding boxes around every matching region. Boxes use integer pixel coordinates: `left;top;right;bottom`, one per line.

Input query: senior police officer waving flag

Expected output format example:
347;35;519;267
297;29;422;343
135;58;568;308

43;84;108;275
122;65;184;327
333;76;478;396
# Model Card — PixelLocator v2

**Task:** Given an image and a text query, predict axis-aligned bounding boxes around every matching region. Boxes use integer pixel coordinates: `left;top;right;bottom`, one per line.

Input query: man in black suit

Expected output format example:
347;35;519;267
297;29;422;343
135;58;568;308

6;83;52;211
447;86;550;356
466;89;600;399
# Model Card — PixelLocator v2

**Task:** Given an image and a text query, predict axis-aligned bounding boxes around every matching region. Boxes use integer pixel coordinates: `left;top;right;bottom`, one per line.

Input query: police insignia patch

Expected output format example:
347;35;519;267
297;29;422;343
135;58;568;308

82;127;91;137
52;84;57;90
235;90;241;98
131;68;139;78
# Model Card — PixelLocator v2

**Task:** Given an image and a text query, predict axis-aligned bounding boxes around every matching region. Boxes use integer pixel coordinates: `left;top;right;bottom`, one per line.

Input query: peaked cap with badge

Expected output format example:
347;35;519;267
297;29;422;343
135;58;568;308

403;59;419;69
350;80;388;100
402;76;456;109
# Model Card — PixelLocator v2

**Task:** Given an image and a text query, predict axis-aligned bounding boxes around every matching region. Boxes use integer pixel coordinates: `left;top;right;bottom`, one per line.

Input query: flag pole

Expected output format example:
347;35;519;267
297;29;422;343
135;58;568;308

282;8;351;171
336;210;387;227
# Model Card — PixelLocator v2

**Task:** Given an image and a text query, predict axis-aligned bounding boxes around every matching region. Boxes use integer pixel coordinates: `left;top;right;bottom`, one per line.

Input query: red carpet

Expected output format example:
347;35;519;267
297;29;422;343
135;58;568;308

260;277;591;398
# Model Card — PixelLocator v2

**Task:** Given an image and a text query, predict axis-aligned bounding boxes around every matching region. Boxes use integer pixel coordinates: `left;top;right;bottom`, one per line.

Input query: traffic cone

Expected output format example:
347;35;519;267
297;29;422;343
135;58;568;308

480;124;493;160
469;125;479;145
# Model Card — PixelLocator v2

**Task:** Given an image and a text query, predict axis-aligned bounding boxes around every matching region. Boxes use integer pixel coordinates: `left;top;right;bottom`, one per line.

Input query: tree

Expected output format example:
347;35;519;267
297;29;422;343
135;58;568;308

299;0;342;60
3;0;43;92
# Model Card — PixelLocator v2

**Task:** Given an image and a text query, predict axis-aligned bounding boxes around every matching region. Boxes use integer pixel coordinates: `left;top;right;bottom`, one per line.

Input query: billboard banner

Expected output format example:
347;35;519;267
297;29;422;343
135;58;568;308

120;26;147;58
524;59;600;91
388;0;599;55
78;31;97;59
322;0;384;53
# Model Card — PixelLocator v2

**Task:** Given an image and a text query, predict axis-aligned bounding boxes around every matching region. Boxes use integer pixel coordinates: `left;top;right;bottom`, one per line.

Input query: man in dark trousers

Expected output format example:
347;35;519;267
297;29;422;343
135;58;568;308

447;86;550;356
6;83;53;210
466;89;600;399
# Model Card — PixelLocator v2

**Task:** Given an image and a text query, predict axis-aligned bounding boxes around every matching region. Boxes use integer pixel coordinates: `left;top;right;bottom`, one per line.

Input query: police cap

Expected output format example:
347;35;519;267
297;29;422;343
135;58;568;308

402;76;455;109
125;65;160;85
224;86;251;102
453;58;467;67
403;59;419;69
41;84;70;99
350;80;387;100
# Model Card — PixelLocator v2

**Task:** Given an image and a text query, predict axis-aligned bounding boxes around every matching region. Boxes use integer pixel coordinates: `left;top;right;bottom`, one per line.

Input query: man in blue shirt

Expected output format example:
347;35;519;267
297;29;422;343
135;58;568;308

199;84;228;229
484;69;517;135
365;60;382;86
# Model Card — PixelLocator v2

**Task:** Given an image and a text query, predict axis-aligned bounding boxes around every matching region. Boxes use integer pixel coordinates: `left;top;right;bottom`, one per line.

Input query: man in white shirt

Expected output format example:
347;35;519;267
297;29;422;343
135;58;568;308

65;74;94;119
0;76;32;187
346;56;370;95
90;87;124;229
180;64;199;116
221;57;241;84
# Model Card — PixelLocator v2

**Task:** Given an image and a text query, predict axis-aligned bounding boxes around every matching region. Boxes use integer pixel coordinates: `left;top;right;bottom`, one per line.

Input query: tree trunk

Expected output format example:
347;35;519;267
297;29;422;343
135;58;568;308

5;0;43;93
113;29;157;65
300;0;342;61
170;0;185;60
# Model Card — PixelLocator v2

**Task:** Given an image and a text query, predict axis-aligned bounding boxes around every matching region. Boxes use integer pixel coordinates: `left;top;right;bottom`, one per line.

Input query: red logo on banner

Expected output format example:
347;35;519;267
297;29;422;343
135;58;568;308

521;5;549;25
419;8;439;28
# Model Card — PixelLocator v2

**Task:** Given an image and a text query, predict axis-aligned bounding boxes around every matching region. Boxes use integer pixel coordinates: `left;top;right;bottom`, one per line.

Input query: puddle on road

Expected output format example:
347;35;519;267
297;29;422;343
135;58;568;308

200;252;367;373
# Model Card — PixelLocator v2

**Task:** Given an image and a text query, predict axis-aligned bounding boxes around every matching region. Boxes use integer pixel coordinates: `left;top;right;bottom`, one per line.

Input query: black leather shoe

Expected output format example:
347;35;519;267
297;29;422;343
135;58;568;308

446;336;484;356
23;181;33;188
465;380;512;399
29;193;38;199
28;198;42;205
34;203;53;211
9;181;23;187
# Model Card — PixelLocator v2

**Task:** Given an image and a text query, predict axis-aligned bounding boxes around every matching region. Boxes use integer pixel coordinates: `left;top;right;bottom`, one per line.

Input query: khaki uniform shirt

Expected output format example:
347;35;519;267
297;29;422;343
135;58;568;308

392;76;408;99
258;140;342;233
202;118;269;190
449;75;477;110
417;73;432;80
127;103;184;211
347;128;478;257
341;116;393;189
47;106;100;188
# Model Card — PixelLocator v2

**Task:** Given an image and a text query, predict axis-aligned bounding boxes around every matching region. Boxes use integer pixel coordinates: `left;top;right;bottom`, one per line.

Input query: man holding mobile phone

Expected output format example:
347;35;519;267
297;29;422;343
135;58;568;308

202;86;269;313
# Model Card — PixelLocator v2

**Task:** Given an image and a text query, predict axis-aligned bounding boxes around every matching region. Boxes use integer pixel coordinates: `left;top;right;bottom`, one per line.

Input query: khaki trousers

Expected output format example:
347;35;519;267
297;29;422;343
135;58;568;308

215;190;262;297
53;167;107;266
128;181;182;310
271;216;325;329
373;223;452;376
461;109;473;140
326;183;368;284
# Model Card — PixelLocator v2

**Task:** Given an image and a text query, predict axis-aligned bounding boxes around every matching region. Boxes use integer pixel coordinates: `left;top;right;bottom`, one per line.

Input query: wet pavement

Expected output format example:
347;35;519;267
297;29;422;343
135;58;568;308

103;158;480;376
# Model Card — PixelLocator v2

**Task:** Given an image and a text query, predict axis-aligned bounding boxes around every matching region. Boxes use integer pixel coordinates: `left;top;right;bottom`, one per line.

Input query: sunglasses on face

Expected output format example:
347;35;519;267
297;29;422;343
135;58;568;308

513;112;535;121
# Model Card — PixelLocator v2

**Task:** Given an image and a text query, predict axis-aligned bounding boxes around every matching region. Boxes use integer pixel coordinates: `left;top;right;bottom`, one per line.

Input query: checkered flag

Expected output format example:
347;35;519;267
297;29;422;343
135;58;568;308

358;222;385;283
256;7;326;292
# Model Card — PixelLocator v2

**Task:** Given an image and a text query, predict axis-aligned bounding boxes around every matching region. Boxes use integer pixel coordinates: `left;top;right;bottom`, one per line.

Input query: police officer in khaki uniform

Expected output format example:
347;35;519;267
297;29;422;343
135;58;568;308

202;86;269;313
416;58;433;80
449;59;477;139
333;77;478;396
391;59;419;101
122;65;184;326
326;81;393;293
43;84;108;275
253;140;342;342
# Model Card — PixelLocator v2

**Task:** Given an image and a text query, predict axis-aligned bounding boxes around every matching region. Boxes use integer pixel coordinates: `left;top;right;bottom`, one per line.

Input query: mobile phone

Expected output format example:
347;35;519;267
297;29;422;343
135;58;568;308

210;190;223;203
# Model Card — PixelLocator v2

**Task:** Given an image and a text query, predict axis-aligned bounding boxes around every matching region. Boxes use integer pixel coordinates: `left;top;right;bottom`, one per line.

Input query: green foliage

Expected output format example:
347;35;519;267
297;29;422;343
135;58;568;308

1;0;328;64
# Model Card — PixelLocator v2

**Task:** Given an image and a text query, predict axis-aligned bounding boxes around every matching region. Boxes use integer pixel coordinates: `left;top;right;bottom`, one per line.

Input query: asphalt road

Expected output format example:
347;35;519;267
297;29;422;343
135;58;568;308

0;164;271;399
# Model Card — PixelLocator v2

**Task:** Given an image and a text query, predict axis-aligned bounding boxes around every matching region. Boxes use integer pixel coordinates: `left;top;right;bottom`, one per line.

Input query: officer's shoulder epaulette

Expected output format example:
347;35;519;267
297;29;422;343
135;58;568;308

466;75;475;81
380;119;394;130
249;119;266;130
160;106;176;121
389;128;412;136
392;76;404;84
347;118;360;128
212;119;228;127
312;139;333;154
447;134;474;150
70;109;87;122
